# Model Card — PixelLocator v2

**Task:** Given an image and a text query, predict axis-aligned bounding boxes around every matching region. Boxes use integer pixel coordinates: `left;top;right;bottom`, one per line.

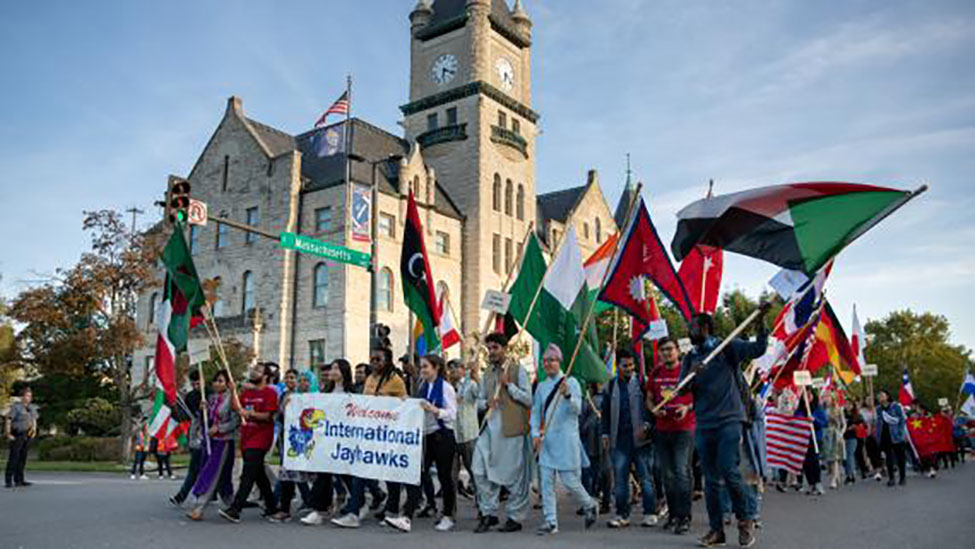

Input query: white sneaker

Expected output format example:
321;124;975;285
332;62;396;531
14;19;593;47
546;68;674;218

873;472;883;482
813;483;825;495
607;515;630;528
385;515;411;533
331;513;361;529
140;475;149;480
130;474;136;480
434;516;455;532
829;479;838;490
300;511;325;526
641;514;659;527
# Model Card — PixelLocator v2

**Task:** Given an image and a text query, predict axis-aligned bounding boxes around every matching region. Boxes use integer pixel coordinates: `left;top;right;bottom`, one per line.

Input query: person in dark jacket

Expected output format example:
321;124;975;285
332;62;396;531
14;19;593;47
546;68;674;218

680;308;768;548
875;389;908;486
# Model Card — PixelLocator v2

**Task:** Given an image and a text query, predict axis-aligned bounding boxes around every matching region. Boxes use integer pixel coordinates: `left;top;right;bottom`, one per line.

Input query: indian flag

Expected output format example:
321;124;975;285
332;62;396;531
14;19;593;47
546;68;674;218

583;233;617;314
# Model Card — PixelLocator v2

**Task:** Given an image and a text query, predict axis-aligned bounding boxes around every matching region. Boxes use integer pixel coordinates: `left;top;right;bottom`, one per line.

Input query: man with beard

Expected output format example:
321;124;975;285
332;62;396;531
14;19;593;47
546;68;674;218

681;308;768;548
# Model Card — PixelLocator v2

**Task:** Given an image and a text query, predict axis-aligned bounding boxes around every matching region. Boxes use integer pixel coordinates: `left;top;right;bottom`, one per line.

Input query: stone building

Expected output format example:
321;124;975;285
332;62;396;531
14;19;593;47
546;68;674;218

134;0;619;375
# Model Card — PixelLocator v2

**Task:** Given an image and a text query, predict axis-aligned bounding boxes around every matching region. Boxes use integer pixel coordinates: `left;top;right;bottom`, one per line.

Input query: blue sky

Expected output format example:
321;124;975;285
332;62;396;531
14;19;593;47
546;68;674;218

1;0;973;350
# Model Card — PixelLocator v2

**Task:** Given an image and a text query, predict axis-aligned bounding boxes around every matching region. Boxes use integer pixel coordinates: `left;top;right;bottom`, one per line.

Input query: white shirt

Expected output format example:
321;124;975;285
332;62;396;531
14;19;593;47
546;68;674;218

422;378;457;435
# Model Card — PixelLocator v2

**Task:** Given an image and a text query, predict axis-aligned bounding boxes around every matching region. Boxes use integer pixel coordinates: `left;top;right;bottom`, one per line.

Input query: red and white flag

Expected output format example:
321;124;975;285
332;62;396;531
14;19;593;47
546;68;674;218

314;91;350;128
766;412;813;474
678;244;723;314
851;305;867;372
438;291;461;350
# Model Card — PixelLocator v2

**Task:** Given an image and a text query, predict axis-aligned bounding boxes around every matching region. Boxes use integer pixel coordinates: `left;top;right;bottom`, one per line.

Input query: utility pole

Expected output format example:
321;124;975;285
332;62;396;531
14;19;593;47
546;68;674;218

126;206;144;237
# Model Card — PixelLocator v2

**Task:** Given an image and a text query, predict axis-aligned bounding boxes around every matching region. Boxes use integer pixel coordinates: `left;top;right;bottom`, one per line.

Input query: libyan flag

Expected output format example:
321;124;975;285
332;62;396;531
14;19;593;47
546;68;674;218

149;223;205;438
508;228;607;385
400;190;441;351
672;182;919;275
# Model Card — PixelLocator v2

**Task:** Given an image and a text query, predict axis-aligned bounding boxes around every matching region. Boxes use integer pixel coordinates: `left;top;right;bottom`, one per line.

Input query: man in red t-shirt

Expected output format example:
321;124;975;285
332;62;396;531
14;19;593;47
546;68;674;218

220;363;279;523
645;337;695;535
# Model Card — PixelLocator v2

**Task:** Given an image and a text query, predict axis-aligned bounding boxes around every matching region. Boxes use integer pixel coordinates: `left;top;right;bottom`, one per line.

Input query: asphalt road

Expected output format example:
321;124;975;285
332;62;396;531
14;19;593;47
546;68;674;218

2;462;973;549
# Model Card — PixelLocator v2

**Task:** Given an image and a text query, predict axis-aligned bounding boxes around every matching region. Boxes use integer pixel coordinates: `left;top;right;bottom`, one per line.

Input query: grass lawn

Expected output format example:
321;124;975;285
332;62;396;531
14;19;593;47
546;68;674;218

0;454;191;473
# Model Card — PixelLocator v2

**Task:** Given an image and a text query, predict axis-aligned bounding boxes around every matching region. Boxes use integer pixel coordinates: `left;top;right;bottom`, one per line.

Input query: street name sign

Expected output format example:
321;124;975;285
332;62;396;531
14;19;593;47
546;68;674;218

280;232;371;269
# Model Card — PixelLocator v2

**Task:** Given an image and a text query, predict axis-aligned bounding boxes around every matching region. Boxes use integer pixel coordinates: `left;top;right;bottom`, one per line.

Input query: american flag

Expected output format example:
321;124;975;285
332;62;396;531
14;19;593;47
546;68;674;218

766;412;813;475
314;91;350;127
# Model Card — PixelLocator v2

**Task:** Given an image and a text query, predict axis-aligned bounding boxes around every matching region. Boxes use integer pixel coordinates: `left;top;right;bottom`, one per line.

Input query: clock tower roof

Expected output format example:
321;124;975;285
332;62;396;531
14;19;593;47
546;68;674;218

417;0;530;46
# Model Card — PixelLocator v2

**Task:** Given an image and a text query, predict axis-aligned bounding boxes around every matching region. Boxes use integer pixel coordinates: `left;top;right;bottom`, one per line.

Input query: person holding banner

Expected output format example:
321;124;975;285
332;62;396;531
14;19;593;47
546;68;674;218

473;332;533;534
531;343;598;535
271;369;312;523
680;311;767;548
185;370;238;521
220;363;280;523
385;354;458;533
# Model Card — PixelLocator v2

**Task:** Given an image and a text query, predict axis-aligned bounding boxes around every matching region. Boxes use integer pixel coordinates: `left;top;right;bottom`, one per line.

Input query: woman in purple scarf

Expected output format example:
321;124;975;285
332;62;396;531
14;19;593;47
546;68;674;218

186;370;240;521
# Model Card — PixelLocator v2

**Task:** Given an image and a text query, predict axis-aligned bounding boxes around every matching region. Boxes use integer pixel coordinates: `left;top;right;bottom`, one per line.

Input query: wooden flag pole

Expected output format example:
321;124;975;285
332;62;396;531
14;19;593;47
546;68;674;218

802;386;820;455
200;304;245;423
479;222;535;338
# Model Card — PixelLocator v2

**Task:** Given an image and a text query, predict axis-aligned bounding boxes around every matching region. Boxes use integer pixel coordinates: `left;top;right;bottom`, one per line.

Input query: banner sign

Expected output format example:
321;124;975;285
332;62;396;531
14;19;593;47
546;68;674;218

351;183;372;243
481;290;511;314
793;370;813;387
282;393;424;485
861;364;878;377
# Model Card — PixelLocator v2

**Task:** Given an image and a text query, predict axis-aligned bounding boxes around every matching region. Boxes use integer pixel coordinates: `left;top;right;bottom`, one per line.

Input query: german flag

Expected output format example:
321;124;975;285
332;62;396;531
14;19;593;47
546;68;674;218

808;301;859;383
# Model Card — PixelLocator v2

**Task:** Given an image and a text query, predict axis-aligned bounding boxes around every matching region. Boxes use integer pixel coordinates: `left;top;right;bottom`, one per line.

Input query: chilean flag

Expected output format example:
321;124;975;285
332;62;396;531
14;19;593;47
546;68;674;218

899;368;916;406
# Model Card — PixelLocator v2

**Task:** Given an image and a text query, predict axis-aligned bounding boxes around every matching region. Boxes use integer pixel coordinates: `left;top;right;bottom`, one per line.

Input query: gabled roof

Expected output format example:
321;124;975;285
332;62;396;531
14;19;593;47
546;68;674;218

536;184;586;227
615;175;637;228
246;117;297;157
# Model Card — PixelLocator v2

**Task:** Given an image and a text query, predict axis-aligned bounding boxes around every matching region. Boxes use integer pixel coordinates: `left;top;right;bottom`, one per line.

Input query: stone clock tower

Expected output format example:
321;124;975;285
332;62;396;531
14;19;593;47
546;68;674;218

401;0;538;335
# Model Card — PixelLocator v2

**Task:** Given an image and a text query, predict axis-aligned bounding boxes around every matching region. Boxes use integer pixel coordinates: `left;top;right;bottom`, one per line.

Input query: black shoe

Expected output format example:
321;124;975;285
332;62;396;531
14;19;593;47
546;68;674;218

599;500;611;514
886;478;896;487
474;515;499;533
168;495;183;507
576;507;585;516
674;517;691;535
374;510;386;521
584;505;598;529
369;491;387;511
499;518;522;533
662;516;677;530
898;477;906;486
17;481;32;487
4;483;12;489
699;529;726;547
219;508;241;523
417;504;436;518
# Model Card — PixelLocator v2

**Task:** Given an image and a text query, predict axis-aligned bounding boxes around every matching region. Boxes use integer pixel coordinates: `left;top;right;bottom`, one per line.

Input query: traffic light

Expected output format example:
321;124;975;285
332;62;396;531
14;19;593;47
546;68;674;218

166;177;191;224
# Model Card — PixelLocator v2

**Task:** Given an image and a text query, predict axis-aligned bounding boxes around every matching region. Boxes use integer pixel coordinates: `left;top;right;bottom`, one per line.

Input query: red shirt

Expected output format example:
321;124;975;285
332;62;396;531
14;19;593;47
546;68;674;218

647;363;695;432
239;386;278;451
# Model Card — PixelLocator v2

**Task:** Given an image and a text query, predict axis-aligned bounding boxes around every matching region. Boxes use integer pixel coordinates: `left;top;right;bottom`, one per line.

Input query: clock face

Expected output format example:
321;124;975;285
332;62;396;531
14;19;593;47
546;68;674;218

496;57;515;91
431;54;458;86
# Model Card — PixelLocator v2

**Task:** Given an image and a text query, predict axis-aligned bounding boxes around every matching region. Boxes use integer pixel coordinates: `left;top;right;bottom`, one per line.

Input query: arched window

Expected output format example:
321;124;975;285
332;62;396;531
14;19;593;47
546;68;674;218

313;263;329;308
212;276;226;317
413;175;421;199
378;268;394;312
516;184;525;220
595;218;602;243
492;174;501;212
504;179;513;216
583;222;590;240
242;271;255;314
147;293;158;328
437;281;449;301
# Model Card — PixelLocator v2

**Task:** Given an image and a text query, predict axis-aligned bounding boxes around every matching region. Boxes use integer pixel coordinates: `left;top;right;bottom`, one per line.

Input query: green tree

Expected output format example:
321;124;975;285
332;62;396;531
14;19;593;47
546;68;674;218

865;310;973;410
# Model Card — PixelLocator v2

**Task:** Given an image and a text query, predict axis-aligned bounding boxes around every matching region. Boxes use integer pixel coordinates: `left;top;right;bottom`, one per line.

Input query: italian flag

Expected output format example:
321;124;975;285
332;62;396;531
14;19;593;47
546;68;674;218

672;182;921;275
149;223;205;438
508;228;607;384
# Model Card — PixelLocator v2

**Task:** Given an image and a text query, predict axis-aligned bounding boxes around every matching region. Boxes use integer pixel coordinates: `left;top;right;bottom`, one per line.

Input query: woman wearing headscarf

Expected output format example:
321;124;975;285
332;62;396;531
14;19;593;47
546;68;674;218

185;370;239;521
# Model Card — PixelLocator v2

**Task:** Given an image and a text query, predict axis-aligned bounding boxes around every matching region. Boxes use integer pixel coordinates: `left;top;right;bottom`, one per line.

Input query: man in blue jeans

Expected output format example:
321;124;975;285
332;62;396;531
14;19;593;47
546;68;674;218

680;308;768;548
600;348;656;528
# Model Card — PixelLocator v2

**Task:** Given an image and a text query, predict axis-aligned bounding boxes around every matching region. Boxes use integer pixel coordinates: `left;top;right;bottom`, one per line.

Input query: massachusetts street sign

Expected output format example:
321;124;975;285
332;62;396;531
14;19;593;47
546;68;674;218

279;232;371;269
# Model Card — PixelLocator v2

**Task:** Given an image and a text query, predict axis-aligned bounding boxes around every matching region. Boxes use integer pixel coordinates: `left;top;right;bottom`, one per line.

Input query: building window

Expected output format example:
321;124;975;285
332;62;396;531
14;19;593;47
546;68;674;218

313;263;329;308
552;228;560;245
189;225;199;253
212;276;226;317
492;234;501;275
314;207;332;233
378;268;394;312
379;213;395;238
446;107;458;126
242;271;255;314
516;184;525;221
427;113;438;132
435;231;450;255
245;207;259;244
309;339;326;370
145;356;154;377
222;155;229;192
492;174;501;212
512;118;520;135
505;237;513;273
147;293;158;329
216;222;227;249
583;222;590;240
497;110;506;129
504;179;513;216
595;218;602;243
437;281;449;302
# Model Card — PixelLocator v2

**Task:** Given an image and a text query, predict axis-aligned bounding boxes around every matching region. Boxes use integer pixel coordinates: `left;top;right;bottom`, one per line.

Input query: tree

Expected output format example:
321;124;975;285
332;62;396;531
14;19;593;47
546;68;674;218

9;210;161;458
865;310;973;410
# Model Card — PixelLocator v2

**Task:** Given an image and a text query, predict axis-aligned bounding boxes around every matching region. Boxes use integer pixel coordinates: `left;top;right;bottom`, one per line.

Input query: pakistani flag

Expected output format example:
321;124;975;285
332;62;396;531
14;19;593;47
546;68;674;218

149;223;205;438
508;228;608;385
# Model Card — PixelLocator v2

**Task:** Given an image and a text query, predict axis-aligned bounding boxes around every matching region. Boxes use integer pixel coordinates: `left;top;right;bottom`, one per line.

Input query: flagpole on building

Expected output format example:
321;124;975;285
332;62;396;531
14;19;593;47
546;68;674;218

343;74;353;360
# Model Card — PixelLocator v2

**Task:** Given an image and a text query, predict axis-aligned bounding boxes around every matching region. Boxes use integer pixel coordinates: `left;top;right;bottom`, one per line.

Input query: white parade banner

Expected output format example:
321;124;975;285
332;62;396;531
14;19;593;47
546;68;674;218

282;393;424;485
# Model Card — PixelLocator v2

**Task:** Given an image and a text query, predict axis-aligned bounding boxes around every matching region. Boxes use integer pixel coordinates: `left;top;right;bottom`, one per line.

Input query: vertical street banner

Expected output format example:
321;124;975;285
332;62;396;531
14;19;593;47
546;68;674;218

282;393;424;485
351;183;372;242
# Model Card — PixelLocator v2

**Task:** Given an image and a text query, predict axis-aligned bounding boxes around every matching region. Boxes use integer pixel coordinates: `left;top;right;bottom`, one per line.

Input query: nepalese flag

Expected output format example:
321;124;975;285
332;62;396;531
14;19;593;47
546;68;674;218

899;368;916;406
766;412;813;475
314;90;349;127
599;196;695;334
401;191;442;351
671;182;917;275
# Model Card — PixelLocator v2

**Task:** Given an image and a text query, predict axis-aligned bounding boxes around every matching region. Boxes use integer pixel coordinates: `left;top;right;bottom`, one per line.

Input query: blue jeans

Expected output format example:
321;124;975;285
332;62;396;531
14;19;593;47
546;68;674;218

696;423;750;532
611;444;655;518
655;431;693;520
844;438;858;478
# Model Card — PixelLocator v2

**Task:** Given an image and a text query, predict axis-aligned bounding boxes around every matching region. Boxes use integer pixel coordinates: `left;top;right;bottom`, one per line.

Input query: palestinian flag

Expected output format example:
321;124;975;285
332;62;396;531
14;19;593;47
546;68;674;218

401;191;441;351
672;182;921;275
149;223;205;438
508;227;607;384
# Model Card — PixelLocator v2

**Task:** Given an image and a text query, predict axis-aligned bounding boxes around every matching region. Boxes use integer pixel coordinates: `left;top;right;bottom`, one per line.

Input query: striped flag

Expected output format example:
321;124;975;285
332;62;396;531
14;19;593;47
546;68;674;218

314;91;350;127
766;412;813;474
